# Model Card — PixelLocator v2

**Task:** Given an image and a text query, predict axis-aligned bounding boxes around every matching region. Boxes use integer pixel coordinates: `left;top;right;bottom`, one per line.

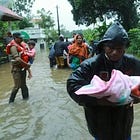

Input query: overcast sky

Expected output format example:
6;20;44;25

31;0;92;31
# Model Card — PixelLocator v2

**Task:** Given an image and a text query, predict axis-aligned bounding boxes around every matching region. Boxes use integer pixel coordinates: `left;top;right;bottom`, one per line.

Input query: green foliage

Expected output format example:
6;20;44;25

127;28;140;56
10;22;21;30
83;22;109;43
13;0;35;17
96;22;110;39
18;17;34;29
82;23;140;58
0;0;36;32
45;29;58;45
37;8;55;29
0;0;35;18
83;29;98;43
0;22;9;37
36;8;57;45
59;25;72;38
0;21;19;38
68;0;139;30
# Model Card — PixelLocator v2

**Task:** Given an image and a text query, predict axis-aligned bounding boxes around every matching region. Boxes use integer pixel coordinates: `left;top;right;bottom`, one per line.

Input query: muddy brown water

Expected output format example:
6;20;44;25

0;50;140;140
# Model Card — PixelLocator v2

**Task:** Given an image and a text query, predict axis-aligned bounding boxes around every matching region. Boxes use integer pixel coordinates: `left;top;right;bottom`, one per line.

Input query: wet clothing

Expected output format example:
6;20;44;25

27;48;36;64
54;40;66;56
9;68;29;102
68;40;88;70
48;45;56;67
69;56;80;70
54;40;67;67
6;40;29;66
8;40;30;103
68;42;88;63
97;22;129;53
67;53;140;140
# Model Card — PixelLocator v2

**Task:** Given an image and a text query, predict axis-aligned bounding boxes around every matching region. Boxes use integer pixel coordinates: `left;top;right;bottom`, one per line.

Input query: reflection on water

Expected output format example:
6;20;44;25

0;63;13;94
0;50;140;140
50;68;72;84
0;50;92;140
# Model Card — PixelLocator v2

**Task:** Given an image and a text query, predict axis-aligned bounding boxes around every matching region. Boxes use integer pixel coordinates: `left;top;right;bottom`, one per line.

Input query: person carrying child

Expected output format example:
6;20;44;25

67;22;140;140
6;32;31;103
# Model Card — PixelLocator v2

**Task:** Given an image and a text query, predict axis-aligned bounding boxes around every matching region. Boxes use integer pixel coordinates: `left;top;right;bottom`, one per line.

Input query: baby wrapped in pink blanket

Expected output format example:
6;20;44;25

75;69;140;103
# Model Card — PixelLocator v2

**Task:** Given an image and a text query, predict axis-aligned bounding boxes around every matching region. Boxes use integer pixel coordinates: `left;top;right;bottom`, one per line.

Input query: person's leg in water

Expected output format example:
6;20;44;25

9;71;21;103
27;68;32;79
49;58;55;68
59;56;65;68
55;56;61;68
9;88;18;103
20;69;29;100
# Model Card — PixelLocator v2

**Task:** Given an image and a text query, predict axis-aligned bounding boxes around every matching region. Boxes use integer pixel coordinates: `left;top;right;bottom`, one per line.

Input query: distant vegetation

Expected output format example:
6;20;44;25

0;0;140;57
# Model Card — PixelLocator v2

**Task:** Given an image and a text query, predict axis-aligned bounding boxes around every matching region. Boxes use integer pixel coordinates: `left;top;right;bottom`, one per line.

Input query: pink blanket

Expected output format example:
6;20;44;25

75;69;140;103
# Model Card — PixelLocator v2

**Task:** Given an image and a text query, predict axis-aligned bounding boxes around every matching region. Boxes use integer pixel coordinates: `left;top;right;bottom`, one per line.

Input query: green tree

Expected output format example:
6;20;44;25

127;28;140;56
18;17;33;29
0;0;35;31
12;0;36;29
67;0;140;31
37;8;55;29
82;22;109;44
45;28;58;45
59;25;72;38
0;0;35;17
36;8;58;45
13;0;35;17
0;22;9;37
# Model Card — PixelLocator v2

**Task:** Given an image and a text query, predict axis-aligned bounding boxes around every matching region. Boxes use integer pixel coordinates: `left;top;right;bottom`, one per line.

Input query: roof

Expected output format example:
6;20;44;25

0;5;23;21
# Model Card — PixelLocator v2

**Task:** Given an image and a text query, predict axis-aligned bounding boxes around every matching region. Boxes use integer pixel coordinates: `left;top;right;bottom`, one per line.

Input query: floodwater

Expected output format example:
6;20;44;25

0;49;140;140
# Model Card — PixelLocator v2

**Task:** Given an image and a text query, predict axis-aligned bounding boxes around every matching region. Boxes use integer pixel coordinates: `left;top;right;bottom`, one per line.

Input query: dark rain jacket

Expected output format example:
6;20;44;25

54;40;67;56
67;53;140;140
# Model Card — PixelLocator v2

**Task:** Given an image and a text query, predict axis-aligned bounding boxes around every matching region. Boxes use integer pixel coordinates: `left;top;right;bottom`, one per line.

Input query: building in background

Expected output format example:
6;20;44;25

12;16;47;51
12;27;46;51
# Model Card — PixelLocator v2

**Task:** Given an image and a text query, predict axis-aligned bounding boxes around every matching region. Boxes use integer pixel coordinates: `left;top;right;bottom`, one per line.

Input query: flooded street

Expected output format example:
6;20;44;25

0;49;140;140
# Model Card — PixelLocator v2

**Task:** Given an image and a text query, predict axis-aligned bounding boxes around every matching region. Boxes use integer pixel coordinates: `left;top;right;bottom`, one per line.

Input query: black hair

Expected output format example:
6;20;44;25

27;40;36;46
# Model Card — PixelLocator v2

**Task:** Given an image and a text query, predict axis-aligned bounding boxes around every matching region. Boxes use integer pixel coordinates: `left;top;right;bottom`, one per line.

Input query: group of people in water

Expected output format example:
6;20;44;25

6;21;140;140
48;33;97;70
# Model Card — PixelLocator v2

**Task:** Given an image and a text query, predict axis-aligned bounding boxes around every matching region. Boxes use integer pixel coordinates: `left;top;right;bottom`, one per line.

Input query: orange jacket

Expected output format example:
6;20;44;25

68;42;88;62
6;40;29;63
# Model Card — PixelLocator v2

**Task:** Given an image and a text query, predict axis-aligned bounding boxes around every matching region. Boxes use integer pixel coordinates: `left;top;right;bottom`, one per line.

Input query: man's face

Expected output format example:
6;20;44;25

15;37;23;44
104;45;125;61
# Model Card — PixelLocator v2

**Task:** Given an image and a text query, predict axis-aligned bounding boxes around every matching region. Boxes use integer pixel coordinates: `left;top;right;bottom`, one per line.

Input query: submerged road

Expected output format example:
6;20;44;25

0;49;140;140
0;50;92;140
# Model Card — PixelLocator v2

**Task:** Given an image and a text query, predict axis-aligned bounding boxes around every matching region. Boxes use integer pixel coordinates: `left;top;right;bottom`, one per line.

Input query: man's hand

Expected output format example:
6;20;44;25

25;63;31;69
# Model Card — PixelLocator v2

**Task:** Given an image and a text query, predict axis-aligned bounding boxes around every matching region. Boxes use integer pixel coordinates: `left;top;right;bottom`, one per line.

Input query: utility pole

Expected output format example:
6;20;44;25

56;5;60;36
